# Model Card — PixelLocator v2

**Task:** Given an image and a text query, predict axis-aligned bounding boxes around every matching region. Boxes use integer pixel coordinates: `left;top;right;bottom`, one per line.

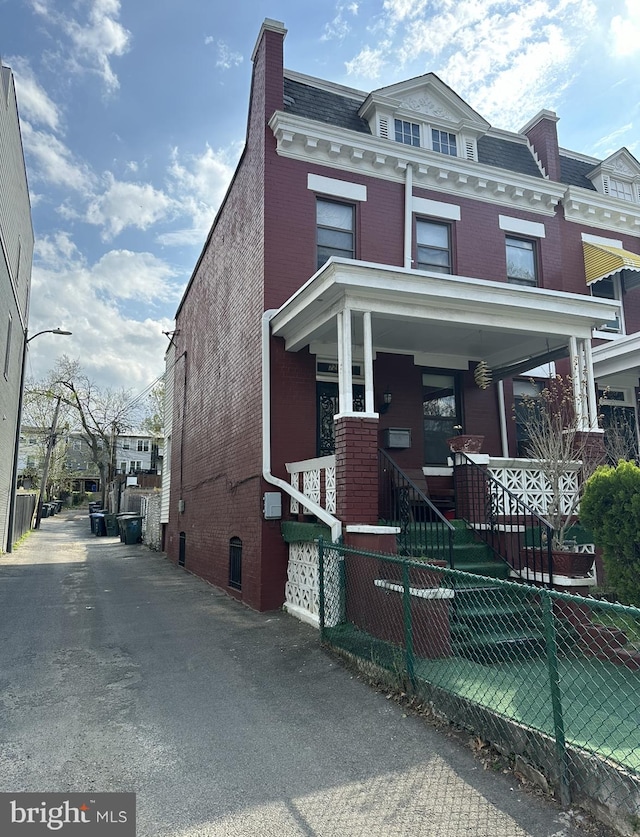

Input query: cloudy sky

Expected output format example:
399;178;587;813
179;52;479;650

2;0;639;396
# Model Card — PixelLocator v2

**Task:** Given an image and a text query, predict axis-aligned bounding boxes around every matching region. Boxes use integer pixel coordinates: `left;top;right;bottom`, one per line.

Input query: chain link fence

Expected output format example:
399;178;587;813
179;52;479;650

318;538;640;834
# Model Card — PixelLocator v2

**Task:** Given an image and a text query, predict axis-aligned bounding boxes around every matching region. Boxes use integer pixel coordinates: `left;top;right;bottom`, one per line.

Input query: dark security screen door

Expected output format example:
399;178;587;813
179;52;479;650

423;373;461;464
316;381;365;456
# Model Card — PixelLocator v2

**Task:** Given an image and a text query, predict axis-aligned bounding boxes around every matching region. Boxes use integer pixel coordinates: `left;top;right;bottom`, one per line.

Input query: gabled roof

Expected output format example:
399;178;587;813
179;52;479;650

589;146;640;180
361;72;490;133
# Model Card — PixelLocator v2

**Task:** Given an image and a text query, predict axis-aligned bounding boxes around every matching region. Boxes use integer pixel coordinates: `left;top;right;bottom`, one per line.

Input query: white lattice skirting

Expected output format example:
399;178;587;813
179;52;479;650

284;541;342;628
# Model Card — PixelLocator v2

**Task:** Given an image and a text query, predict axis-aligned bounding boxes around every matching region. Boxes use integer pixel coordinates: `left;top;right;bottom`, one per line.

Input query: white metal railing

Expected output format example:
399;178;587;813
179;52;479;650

487;457;580;517
286;455;336;515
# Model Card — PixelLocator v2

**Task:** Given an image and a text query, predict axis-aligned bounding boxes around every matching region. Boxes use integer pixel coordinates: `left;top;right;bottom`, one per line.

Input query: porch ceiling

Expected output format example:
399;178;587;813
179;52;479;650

592;333;640;387
271;258;620;371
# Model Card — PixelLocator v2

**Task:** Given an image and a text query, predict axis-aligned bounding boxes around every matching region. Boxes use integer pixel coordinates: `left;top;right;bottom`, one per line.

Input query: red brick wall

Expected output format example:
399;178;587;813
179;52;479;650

167;24;288;612
335;416;379;524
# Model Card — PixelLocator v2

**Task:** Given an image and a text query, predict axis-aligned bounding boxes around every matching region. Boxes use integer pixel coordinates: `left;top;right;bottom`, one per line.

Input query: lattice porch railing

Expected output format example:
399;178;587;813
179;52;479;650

487;457;581;517
286;455;336;515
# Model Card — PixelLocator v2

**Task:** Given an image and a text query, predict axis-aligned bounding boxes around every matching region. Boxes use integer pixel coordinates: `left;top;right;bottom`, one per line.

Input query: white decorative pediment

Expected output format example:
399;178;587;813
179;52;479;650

588;148;640;184
358;73;490;133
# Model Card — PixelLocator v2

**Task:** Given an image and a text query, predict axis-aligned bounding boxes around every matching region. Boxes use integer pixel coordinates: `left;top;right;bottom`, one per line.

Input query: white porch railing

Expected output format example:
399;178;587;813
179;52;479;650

286;455;336;515
487;457;581;517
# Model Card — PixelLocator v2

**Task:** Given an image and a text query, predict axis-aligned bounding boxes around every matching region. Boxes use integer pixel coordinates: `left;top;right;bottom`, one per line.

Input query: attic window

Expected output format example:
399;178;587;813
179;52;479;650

432;129;457;157
395;119;420;146
602;174;639;204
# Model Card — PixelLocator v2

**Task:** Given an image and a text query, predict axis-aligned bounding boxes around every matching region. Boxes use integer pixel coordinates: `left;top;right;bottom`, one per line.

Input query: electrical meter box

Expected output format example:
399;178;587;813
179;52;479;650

263;492;282;519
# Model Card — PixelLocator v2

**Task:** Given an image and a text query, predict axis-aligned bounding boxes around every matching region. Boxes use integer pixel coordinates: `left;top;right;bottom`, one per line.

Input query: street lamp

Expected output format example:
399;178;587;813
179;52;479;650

6;327;72;553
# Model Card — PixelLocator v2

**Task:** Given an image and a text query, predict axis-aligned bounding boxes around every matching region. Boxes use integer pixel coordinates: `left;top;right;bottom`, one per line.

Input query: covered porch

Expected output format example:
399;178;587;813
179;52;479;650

271;257;618;519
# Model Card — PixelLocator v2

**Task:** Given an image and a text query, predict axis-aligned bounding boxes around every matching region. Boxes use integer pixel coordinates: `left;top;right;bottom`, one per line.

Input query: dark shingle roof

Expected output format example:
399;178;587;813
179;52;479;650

477;135;543;178
559;154;597;190
282;76;544;180
284;77;370;134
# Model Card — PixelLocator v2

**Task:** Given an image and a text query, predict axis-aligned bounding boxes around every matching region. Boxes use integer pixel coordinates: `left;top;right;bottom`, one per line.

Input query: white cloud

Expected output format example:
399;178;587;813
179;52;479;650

31;0;131;93
322;3;360;42
162;142;240;245
20;121;97;192
27;243;180;390
90;249;182;302
215;41;243;70
610;0;640;56
84;173;174;239
5;55;61;131
345;0;598;129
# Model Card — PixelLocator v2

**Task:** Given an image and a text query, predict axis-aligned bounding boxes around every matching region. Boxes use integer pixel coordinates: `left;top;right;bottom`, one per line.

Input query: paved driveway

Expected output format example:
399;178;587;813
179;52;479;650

0;511;611;836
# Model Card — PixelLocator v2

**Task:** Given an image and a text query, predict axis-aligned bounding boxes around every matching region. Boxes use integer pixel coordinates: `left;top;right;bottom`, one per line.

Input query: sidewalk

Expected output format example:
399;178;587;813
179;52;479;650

0;510;613;836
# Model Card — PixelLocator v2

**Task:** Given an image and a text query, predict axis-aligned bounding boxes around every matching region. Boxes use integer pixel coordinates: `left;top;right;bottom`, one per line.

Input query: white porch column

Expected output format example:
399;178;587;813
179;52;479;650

337;308;353;414
362;311;375;414
569;336;586;430
582;338;599;431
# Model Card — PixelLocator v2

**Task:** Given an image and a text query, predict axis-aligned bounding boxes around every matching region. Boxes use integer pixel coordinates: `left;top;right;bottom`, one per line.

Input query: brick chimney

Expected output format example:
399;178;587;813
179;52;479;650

521;110;561;182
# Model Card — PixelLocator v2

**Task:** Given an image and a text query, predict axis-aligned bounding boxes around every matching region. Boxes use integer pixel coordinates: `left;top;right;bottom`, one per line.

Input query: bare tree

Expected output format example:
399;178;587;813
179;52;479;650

28;357;138;507
516;374;605;549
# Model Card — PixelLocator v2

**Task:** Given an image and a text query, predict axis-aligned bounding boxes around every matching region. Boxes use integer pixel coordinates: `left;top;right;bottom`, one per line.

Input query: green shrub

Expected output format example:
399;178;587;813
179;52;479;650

580;460;640;605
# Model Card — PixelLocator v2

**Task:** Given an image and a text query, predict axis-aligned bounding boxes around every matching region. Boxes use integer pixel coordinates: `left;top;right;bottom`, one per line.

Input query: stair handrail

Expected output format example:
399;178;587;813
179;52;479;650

452;451;555;587
378;449;455;568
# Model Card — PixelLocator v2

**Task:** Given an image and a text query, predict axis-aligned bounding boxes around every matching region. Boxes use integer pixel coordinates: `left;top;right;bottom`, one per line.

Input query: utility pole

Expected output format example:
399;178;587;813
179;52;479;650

34;396;61;529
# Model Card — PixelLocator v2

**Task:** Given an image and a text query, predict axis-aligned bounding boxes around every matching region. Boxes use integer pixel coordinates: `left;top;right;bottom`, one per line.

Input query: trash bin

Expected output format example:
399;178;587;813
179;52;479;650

93;513;107;536
90;512;103;534
122;515;143;545
103;513;118;537
116;513;136;542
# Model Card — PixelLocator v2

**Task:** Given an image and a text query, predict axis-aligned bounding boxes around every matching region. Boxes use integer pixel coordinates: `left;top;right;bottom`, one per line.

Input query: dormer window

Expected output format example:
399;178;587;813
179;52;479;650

605;176;636;203
587;149;640;205
432;129;457;157
395;119;420;147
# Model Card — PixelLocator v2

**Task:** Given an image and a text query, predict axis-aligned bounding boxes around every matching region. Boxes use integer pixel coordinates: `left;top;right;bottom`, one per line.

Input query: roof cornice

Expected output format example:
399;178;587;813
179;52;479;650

563;185;640;237
268;111;565;215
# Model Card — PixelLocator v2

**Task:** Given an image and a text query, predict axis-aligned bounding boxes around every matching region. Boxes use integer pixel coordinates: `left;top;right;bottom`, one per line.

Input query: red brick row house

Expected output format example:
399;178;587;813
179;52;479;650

165;19;640;614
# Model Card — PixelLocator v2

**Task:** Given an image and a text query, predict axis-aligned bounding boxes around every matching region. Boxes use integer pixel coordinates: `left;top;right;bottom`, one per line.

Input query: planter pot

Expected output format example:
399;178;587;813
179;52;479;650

446;434;484;454
520;547;594;577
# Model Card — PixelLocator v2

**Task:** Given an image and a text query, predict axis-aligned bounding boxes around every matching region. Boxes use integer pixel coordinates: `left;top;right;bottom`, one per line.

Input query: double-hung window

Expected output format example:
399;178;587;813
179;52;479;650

416;219;452;274
395;119;420;146
432;129;457;157
316;199;355;270
506;237;537;286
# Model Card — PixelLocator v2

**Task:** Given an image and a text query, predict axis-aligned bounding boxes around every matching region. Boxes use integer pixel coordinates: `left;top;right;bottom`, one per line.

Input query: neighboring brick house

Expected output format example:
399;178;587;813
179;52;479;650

166;19;640;612
1;60;34;551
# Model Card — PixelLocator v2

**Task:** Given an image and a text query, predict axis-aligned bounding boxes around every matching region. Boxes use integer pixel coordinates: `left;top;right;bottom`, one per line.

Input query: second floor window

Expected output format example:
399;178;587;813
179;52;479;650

416;220;452;273
317;199;355;270
137;439;149;452
591;275;622;333
506;237;537;286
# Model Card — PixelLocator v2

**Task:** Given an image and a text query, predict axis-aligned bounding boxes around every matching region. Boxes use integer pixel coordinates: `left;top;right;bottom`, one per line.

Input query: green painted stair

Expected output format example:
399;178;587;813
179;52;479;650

449;584;546;664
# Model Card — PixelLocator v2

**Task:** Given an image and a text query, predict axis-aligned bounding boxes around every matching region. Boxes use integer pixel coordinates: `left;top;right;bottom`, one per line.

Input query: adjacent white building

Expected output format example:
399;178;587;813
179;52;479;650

1;60;34;551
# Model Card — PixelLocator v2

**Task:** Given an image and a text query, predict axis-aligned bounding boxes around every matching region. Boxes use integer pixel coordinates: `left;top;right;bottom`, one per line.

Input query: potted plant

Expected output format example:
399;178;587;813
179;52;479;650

516;374;604;576
446;425;484;454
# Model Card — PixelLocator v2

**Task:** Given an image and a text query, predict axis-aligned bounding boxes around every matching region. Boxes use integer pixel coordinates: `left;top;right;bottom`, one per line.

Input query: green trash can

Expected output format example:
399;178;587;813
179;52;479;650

122;515;143;545
104;513;118;537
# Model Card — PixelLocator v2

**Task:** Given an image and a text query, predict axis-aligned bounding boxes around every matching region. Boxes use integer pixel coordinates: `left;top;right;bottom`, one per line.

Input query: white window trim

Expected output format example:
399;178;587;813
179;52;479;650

307;174;366;202
499;215;545;238
413;197;461;221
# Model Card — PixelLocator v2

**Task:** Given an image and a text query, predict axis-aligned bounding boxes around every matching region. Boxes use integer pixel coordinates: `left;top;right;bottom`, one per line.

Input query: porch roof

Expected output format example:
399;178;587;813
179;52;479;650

592;332;640;387
271;258;619;372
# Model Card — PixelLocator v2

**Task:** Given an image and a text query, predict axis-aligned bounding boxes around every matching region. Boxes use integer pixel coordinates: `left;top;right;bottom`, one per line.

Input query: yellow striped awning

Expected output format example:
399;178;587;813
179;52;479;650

583;241;640;285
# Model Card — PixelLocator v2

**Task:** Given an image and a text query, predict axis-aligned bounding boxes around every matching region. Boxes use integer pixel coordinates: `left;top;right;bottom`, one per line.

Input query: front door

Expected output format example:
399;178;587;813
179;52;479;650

316;381;365;456
422;372;462;464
